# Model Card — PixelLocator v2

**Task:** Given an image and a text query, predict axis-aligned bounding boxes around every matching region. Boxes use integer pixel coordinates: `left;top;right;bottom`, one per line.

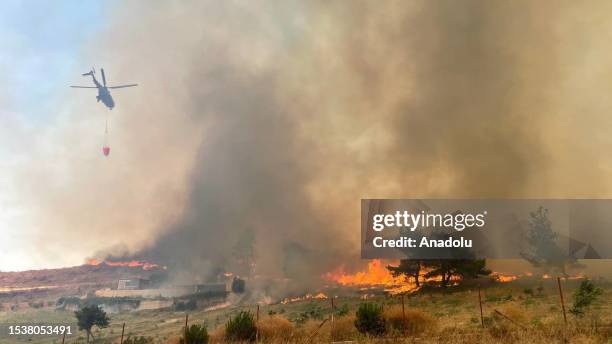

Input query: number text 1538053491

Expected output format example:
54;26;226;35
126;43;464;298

6;325;72;336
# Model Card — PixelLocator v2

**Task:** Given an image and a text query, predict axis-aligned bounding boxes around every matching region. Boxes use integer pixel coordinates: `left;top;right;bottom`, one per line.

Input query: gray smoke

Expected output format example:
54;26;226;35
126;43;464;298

116;1;612;281
13;1;612;278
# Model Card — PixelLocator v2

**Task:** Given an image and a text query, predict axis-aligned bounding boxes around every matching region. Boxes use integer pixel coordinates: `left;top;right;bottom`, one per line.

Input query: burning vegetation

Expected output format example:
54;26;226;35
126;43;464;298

324;259;490;295
324;260;420;295
85;259;164;271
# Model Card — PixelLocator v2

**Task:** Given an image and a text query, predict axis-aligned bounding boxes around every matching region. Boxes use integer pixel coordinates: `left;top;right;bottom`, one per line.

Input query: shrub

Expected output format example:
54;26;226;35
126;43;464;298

485;293;513;302
123;336;154;344
56;296;81;306
354;302;386;336
569;279;603;317
225;311;257;342
179;324;209;344
292;303;326;323
384;306;436;335
257;316;294;342
28;301;44;308
335;303;349;317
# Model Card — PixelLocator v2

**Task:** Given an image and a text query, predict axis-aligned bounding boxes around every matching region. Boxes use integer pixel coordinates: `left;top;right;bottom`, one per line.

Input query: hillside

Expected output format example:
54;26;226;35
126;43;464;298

0;262;166;296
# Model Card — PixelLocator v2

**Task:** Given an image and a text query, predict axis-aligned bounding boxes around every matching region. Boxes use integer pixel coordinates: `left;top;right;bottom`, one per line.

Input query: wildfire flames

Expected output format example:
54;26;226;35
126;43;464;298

491;272;523;282
491;271;585;282
85;258;162;270
324;260;584;295
281;292;328;304
324;260;421;294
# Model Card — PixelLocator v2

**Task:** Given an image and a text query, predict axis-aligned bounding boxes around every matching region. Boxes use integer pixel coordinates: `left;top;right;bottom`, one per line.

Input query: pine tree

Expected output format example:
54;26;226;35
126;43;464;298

387;259;422;287
520;206;576;275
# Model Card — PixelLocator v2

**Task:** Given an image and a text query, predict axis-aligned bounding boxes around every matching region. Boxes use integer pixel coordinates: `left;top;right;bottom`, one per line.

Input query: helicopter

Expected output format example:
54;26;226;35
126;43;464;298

70;67;137;110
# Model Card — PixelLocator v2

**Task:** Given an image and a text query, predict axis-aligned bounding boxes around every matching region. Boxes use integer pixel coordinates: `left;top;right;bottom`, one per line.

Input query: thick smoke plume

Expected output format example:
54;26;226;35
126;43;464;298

9;1;612;279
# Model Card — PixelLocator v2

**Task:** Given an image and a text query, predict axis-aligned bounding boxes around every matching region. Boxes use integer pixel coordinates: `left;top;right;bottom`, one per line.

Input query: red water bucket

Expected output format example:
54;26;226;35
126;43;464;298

102;146;110;156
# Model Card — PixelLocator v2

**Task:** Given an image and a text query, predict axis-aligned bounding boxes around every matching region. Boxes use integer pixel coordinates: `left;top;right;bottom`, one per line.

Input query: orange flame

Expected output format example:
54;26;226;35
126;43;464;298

85;258;162;270
491;271;585;282
281;292;328;304
324;260;403;286
495;275;519;282
323;260;421;294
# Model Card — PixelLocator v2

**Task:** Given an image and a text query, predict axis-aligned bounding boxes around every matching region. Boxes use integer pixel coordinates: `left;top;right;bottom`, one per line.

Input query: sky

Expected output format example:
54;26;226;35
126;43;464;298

1;1;109;117
0;1;208;273
0;1;110;271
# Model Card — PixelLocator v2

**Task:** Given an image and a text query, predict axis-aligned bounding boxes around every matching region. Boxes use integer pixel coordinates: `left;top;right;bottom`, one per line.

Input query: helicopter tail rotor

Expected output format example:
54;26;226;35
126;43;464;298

101;68;107;87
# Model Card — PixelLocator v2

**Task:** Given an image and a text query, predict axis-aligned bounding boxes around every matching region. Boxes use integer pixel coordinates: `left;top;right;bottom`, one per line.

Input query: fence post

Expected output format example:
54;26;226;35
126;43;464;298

61;331;65;344
478;285;484;327
184;313;189;344
330;296;335;341
401;294;407;336
120;322;125;344
256;304;260;342
557;277;567;326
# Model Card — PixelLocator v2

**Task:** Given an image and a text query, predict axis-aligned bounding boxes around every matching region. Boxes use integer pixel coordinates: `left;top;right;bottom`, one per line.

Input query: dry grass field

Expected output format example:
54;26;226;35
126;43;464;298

0;278;610;343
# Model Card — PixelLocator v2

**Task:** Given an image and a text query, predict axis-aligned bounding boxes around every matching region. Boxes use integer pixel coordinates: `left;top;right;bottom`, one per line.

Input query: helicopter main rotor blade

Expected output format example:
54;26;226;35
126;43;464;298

108;84;138;89
101;68;107;87
70;86;98;88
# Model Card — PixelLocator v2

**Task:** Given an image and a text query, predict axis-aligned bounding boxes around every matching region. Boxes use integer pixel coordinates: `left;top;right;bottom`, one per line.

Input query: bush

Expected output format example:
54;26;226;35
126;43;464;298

384;306;436;335
179;324;209;344
293;303;326;323
335;303;349;317
569;279;603;317
257;316;294;342
123;336;154;344
354;302;386;336
28;301;44;309
225;311;257;342
56;296;81;306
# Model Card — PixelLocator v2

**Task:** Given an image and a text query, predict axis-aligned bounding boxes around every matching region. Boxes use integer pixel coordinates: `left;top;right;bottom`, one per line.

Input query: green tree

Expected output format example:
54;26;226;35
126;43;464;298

74;305;110;343
180;324;209;344
225;311;257;342
569;279;603;317
393;210;490;288
354;302;386;336
123;336;154;344
521;206;576;275
422;259;491;287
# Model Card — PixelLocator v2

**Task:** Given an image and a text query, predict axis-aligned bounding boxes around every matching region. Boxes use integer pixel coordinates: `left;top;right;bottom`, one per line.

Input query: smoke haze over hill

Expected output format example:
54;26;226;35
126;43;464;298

4;1;612;276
